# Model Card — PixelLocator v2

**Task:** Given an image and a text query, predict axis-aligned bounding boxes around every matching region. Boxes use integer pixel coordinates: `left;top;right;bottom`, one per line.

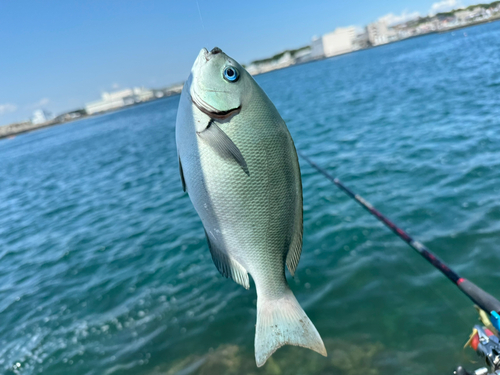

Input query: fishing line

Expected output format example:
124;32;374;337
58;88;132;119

196;1;205;30
398;253;472;327
297;150;500;328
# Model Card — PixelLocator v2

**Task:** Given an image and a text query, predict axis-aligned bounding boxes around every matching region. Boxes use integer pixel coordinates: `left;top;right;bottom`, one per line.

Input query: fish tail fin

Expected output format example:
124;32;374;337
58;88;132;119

254;287;327;367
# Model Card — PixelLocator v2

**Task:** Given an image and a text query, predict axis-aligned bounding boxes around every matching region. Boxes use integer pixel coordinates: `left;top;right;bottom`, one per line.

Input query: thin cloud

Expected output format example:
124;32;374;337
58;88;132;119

0;103;17;115
379;10;421;25
34;98;50;107
430;0;463;15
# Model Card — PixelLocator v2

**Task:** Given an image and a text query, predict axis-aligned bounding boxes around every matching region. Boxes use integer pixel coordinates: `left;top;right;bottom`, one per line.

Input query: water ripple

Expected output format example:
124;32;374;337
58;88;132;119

1;23;500;375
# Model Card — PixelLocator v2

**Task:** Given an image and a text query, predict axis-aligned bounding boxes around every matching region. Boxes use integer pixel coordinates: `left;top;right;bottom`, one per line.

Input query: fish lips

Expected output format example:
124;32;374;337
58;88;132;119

191;93;241;120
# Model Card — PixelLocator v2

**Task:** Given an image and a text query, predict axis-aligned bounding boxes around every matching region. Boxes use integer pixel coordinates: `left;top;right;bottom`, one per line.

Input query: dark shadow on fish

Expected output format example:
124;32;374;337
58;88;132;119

191;94;241;120
178;156;187;192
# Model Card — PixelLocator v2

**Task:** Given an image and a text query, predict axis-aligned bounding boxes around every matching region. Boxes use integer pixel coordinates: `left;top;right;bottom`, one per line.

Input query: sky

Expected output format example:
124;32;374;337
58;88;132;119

0;0;478;126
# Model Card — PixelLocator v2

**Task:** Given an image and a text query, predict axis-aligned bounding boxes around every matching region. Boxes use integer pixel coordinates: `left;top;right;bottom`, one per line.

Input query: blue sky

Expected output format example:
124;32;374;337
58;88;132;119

0;0;476;125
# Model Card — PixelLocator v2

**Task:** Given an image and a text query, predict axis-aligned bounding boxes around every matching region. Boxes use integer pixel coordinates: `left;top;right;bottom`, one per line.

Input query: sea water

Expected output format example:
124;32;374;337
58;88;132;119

1;21;500;375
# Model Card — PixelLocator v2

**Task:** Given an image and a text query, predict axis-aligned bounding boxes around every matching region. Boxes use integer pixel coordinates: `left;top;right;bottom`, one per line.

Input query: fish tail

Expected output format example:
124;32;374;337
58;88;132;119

254;287;327;367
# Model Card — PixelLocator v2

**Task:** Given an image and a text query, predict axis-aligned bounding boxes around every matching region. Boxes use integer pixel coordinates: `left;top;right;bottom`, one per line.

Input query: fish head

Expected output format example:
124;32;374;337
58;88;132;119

188;47;250;122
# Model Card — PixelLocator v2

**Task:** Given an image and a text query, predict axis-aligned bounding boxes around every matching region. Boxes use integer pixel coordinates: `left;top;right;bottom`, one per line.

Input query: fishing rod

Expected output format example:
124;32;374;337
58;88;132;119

297;151;500;375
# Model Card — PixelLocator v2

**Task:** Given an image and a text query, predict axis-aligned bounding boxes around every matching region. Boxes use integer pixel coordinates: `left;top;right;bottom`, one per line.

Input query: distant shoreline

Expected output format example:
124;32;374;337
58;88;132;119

0;94;180;141
2;18;498;141
252;17;500;77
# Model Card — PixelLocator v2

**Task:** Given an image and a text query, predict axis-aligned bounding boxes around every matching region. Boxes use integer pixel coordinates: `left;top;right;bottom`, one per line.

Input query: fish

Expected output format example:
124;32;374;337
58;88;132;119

175;47;327;367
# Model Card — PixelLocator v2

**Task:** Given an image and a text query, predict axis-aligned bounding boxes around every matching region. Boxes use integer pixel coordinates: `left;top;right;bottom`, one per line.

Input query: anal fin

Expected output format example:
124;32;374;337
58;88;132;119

204;229;249;289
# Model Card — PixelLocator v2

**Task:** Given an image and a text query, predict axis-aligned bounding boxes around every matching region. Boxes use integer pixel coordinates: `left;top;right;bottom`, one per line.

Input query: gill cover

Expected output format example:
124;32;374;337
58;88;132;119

189;47;248;120
189;47;250;175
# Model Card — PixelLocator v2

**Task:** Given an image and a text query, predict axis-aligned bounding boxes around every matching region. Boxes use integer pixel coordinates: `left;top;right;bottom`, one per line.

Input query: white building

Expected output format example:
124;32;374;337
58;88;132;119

133;87;154;102
310;27;357;59
85;87;154;115
310;36;325;59
353;31;370;50
367;20;390;46
292;47;313;64
32;109;54;125
323;27;357;57
246;52;295;75
455;9;475;23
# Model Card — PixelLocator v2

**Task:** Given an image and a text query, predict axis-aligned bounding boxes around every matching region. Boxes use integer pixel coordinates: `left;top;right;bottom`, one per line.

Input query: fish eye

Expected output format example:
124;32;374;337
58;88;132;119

223;67;239;82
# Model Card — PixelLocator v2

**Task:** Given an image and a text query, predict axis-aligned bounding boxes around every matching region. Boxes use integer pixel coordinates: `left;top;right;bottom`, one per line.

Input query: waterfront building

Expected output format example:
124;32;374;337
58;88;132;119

455;9;475;23
311;26;356;59
85;87;154;115
353;31;370;50
323;27;356;57
165;83;183;95
292;47;313;64
309;36;324;59
309;26;357;59
31;109;54;125
246;52;295;75
367;20;390;46
54;109;85;123
132;87;154;102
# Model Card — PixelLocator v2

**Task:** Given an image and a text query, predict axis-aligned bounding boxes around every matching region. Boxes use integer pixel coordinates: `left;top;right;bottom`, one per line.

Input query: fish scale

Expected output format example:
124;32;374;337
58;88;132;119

176;47;326;367
211;102;296;296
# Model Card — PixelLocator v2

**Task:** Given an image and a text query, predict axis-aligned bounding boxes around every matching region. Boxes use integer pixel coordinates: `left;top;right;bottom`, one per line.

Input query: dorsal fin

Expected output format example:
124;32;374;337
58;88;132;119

286;227;302;276
286;173;303;276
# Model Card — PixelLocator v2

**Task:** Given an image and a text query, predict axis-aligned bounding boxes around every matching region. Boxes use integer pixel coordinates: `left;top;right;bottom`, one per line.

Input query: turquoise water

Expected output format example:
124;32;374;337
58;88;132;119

2;21;500;375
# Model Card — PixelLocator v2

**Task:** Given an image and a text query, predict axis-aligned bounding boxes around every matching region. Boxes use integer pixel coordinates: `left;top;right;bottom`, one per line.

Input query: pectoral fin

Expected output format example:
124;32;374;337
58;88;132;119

178;156;187;192
197;120;249;176
204;229;249;289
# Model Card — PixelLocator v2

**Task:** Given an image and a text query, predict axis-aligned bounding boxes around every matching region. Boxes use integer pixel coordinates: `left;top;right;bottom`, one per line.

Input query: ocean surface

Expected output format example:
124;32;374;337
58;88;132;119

2;21;500;375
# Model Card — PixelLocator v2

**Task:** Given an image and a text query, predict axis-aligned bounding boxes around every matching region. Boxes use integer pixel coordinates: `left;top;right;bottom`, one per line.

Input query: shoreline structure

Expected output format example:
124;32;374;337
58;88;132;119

0;86;182;140
246;2;500;75
1;2;499;140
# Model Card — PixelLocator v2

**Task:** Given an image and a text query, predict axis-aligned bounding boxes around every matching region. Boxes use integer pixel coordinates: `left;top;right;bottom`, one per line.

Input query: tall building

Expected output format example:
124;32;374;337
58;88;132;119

309;36;325;60
32;109;54;125
353;31;370;50
310;26;357;59
322;27;357;57
367;20;390;46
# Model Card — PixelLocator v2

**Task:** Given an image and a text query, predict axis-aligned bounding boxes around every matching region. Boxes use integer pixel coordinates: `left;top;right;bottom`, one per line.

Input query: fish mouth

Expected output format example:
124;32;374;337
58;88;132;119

201;47;223;62
209;47;222;55
191;94;241;120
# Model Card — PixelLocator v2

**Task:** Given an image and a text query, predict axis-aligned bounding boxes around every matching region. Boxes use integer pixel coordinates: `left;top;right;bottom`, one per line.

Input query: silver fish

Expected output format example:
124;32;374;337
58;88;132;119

175;47;326;367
